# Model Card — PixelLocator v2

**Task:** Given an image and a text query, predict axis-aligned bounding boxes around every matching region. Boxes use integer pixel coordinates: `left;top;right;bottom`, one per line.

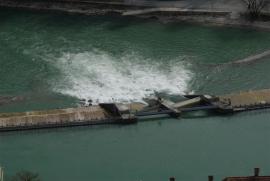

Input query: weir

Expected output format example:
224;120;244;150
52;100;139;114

1;89;270;131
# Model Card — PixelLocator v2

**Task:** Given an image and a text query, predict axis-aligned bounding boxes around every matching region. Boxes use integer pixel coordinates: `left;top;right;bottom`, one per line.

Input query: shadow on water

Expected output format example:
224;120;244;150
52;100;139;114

104;15;148;31
0;112;218;137
0;7;20;25
0;7;115;28
164;21;204;32
211;26;270;41
15;9;148;31
233;108;270;118
0;124;123;137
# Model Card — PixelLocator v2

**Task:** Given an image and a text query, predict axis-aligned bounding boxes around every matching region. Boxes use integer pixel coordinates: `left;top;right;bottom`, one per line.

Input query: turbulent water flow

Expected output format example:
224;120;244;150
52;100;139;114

51;50;192;103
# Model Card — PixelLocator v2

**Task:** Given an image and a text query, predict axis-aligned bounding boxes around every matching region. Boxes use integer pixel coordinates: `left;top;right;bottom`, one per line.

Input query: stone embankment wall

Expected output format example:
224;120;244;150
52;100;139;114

0;0;270;29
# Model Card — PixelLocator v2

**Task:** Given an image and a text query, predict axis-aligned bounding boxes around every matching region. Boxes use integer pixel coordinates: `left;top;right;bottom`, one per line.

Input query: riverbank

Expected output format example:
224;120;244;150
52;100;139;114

1;0;270;30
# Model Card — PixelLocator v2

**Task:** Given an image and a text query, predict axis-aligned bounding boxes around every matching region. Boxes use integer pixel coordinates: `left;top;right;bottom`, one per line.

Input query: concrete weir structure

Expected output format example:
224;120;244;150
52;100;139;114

0;103;145;131
2;89;270;131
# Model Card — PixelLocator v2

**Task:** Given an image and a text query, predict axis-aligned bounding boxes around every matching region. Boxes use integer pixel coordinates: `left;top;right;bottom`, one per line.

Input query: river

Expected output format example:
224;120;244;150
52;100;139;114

0;8;270;181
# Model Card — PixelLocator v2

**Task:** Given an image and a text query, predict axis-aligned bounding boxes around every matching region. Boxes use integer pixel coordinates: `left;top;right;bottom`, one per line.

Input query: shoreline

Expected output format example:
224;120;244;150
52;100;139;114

1;0;270;30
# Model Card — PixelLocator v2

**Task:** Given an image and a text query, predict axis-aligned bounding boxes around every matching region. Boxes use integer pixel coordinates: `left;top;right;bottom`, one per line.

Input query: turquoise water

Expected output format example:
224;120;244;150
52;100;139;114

1;8;270;181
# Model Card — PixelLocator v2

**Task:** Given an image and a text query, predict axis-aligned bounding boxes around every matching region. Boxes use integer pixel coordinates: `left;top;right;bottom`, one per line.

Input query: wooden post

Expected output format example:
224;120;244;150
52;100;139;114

254;168;260;176
208;175;214;181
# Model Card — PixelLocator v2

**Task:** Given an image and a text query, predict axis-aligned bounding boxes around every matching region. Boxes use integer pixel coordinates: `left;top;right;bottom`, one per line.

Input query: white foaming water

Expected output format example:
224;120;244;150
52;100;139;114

52;50;192;103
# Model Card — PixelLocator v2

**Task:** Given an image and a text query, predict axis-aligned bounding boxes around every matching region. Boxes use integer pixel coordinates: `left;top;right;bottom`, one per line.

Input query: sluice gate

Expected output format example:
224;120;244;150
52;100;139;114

1;89;270;131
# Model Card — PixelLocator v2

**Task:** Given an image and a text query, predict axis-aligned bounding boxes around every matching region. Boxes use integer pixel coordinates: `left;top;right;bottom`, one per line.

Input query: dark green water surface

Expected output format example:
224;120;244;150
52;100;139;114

1;8;270;181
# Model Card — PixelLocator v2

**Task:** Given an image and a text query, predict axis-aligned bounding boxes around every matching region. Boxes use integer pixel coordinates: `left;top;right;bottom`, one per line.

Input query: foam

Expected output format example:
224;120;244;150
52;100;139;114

51;50;192;103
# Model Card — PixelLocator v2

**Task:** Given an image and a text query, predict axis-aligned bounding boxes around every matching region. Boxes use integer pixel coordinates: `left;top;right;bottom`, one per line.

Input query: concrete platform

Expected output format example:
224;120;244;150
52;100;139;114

0;103;145;131
219;89;270;110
